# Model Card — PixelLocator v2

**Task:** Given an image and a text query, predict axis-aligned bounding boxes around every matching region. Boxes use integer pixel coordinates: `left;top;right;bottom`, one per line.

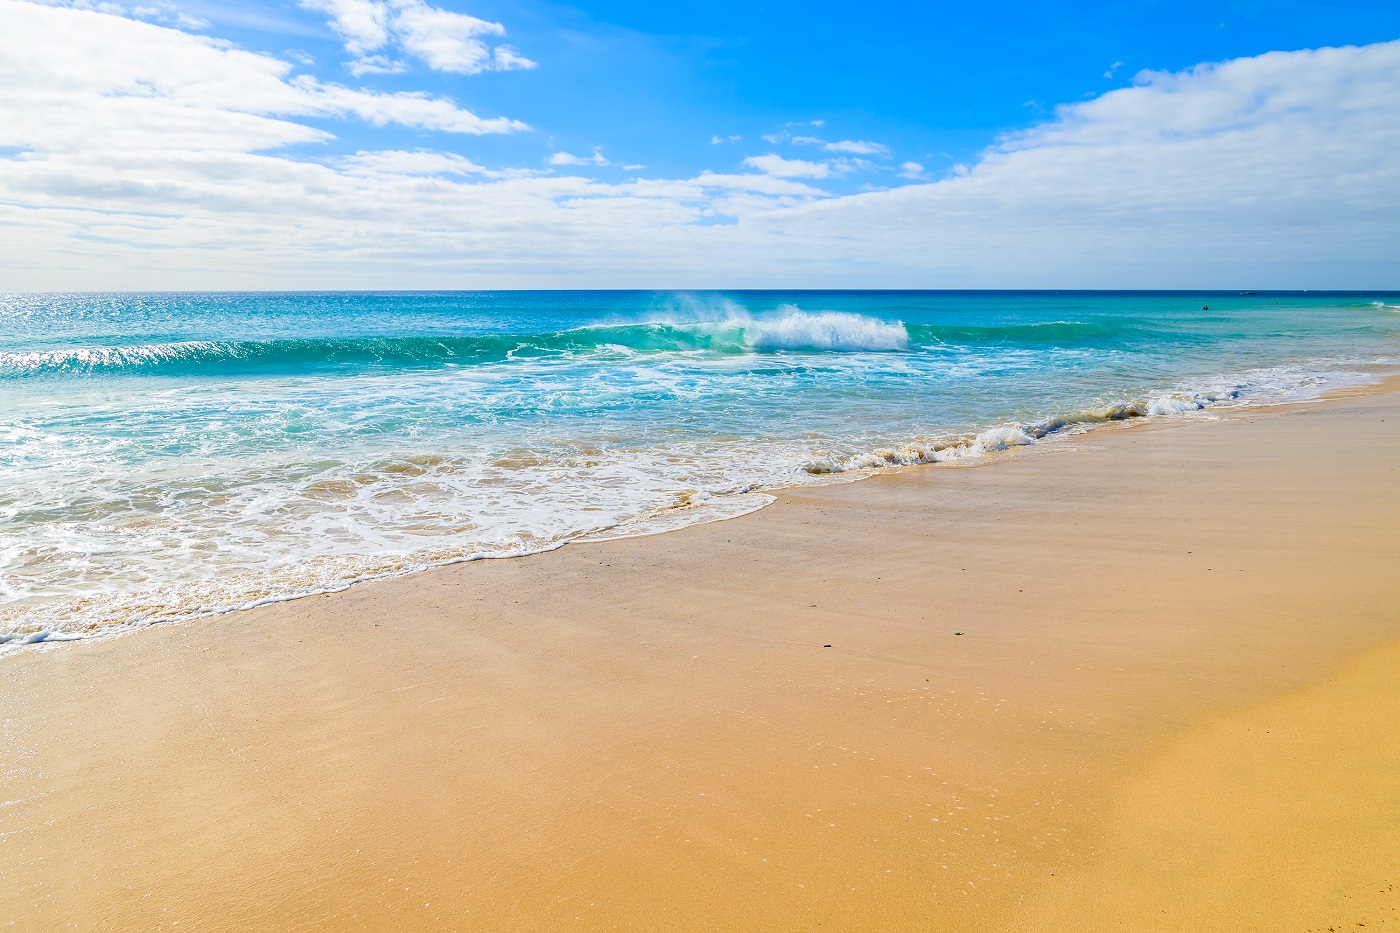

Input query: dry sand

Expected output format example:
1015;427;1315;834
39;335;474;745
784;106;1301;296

2;388;1398;932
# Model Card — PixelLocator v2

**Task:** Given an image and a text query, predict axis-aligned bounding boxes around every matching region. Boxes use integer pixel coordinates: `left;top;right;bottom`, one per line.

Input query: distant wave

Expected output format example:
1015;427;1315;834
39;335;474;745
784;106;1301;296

0;309;911;378
0;311;1187;380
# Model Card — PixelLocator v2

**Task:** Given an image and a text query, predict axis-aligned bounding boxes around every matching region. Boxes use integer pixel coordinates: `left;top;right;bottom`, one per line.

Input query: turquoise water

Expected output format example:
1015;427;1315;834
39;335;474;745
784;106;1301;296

2;291;1398;645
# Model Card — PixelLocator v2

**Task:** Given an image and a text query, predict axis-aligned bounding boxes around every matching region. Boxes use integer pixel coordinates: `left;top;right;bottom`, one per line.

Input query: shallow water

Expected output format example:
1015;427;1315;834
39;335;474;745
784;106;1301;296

3;290;1397;644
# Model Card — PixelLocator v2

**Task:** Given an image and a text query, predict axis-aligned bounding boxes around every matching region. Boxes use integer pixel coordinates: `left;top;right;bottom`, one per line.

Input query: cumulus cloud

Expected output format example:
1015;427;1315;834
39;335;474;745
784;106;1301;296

301;0;534;75
1;2;1397;290
787;42;1400;283
898;161;926;179
0;0;526;160
301;0;387;55
743;154;831;178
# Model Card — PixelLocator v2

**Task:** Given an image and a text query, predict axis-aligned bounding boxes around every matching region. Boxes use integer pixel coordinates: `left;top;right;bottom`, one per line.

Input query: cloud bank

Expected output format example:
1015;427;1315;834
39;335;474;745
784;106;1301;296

1;0;1397;288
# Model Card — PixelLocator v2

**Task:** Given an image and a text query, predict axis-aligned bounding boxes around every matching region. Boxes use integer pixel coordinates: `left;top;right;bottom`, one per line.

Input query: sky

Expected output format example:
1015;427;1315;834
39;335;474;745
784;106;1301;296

1;0;1399;289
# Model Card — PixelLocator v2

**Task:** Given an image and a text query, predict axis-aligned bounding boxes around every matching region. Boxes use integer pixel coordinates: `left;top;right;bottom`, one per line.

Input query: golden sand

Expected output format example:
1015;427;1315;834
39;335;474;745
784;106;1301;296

2;389;1397;931
1006;638;1400;932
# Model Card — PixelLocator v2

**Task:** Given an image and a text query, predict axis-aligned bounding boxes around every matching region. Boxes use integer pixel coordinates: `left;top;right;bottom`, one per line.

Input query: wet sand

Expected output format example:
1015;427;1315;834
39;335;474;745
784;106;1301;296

2;388;1398;932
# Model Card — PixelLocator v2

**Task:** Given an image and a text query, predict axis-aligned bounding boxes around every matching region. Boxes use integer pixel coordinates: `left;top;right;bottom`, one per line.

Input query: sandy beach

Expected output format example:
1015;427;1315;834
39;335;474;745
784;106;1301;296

3;386;1398;932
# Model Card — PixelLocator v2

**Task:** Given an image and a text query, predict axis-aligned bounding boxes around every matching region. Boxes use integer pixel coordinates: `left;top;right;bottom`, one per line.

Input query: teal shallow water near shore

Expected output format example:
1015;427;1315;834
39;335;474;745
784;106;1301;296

2;291;1398;644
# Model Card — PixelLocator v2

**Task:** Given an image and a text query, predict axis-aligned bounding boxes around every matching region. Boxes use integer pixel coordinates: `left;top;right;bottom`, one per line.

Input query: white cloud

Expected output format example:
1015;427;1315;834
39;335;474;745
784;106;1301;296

549;149;609;167
302;78;526;134
0;5;1397;289
34;0;208;28
490;46;534;71
130;1;208;29
300;0;534;75
898;161;926;180
743;154;831;178
781;41;1400;283
301;0;388;55
685;172;826;196
340;149;488;176
711;134;741;144
824;139;889;156
774;133;891;160
347;54;405;75
389;0;502;73
0;0;526;155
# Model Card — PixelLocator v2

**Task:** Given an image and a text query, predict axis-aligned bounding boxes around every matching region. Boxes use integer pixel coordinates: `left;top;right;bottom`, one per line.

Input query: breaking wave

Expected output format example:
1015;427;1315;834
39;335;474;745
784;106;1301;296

0;311;1186;380
0;309;912;379
799;368;1352;475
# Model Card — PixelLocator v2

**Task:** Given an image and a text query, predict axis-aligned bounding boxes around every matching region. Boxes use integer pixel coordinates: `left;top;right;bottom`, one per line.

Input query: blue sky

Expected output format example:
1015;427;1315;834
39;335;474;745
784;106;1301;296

1;0;1398;287
186;0;1400;185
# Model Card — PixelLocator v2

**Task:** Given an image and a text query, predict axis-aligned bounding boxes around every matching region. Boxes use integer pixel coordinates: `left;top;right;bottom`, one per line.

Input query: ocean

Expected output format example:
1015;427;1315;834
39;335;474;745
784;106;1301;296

3;290;1397;647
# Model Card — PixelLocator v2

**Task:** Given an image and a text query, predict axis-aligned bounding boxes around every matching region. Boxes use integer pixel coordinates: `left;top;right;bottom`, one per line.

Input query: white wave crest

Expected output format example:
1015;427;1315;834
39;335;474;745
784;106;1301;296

1147;387;1239;415
799;365;1375;480
803;423;1035;474
654;297;909;352
745;307;908;351
0;342;214;375
971;425;1035;451
1148;394;1205;415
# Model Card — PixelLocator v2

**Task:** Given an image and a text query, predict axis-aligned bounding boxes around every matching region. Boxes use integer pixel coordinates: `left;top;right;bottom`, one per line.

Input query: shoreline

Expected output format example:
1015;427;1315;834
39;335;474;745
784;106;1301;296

5;366;1393;654
2;382;1397;931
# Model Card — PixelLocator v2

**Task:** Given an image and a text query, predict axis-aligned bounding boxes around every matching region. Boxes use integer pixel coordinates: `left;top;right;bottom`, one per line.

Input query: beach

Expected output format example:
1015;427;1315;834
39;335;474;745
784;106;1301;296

6;0;1400;924
2;383;1397;931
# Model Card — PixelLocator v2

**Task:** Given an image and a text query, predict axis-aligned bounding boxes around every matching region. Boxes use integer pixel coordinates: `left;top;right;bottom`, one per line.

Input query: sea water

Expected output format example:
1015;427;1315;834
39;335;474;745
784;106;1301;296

3;291;1398;646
